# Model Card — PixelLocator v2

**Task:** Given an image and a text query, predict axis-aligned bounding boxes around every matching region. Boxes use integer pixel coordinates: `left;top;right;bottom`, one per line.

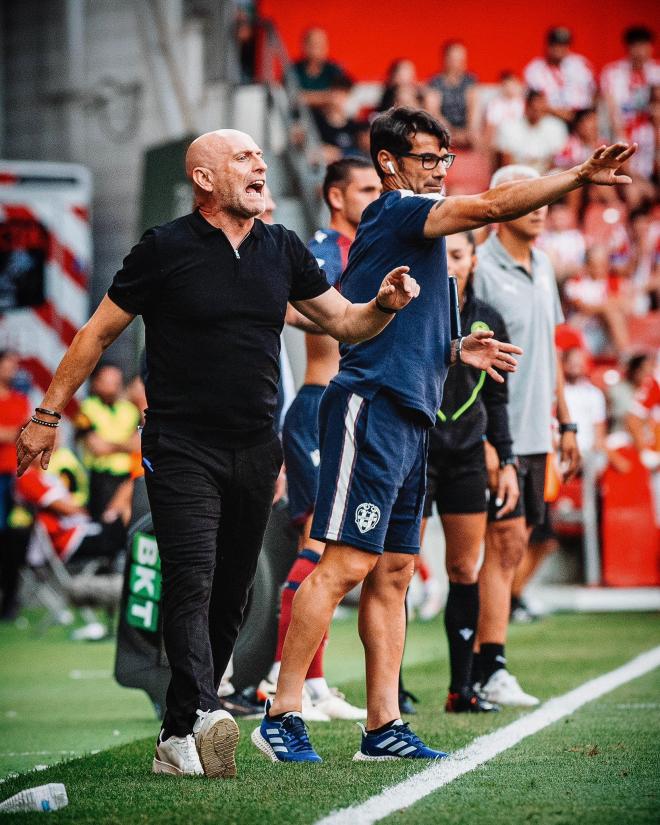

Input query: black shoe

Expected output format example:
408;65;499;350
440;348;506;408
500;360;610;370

218;689;263;719
398;688;419;715
445;689;499;713
510;596;540;624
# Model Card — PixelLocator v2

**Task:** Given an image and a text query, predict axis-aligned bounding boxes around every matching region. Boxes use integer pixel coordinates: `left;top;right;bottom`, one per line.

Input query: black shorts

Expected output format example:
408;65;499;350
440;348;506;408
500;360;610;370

424;441;489;517
487;453;547;527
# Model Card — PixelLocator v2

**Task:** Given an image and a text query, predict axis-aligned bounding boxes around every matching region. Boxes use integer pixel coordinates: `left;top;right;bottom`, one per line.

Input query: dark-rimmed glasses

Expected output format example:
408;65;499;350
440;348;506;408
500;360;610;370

399;152;456;170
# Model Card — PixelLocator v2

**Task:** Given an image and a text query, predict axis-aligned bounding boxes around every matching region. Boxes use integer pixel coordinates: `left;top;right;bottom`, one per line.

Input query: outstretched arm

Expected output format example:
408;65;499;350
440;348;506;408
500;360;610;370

16;296;134;475
424;142;637;237
292;266;419;344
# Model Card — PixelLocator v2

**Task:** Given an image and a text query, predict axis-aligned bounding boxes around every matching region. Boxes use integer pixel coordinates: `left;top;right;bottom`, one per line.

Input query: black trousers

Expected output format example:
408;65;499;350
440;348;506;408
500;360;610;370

88;470;129;521
142;427;282;736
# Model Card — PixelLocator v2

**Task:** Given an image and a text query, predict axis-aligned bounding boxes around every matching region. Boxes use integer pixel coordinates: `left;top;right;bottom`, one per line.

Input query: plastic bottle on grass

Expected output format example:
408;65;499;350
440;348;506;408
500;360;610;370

0;783;68;813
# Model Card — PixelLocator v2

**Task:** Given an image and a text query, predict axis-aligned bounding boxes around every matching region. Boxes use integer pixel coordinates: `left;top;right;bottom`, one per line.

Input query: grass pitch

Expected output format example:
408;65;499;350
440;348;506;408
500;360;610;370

0;611;658;824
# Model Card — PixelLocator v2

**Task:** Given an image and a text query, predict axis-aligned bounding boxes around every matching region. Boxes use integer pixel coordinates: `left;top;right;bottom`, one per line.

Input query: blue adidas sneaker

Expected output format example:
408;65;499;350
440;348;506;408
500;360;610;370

251;702;322;763
353;719;448;761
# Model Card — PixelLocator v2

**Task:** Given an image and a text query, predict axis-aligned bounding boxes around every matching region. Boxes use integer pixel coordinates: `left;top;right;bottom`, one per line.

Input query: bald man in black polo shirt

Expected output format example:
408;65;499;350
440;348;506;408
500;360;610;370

16;128;419;779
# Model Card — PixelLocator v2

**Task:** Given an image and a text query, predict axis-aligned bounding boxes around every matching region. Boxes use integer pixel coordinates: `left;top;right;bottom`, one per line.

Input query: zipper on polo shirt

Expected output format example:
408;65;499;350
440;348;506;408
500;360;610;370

234;233;252;261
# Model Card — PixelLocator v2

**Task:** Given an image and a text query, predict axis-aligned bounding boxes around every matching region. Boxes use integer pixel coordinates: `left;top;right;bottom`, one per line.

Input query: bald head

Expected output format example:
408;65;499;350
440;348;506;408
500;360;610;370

185;129;267;218
185;129;253;179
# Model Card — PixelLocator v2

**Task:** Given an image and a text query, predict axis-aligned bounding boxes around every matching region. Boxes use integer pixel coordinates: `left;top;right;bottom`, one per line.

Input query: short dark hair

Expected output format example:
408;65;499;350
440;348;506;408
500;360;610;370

570;107;596;132
526;88;544;106
623;26;654;45
322;157;373;208
461;229;477;253
369;107;450;180
0;349;17;364
626;352;650;382
329;73;353;92
91;361;123;380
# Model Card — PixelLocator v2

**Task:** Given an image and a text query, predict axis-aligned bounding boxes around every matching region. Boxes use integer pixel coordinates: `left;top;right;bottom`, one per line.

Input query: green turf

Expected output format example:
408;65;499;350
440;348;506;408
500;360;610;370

0;614;156;778
382;669;660;825
0;612;658;824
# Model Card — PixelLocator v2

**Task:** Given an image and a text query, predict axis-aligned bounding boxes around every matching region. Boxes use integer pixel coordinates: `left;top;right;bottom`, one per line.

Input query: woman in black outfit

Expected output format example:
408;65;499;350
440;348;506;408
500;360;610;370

424;230;520;713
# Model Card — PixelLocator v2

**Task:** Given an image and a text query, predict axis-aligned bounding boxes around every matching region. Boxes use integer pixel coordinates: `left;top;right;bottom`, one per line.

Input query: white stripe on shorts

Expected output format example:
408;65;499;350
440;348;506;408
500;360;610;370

325;393;365;541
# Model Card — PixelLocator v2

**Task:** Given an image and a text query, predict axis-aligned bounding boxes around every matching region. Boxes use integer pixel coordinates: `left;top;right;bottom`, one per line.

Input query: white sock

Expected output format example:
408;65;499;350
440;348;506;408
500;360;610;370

305;677;330;701
267;661;281;684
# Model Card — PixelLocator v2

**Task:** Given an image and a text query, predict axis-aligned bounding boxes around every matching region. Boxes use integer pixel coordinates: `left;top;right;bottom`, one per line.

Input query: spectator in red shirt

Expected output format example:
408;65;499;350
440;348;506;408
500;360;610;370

15;462;127;565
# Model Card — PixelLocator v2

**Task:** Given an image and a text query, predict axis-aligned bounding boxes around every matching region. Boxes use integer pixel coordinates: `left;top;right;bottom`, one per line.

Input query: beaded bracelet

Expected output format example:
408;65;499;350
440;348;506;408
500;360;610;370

35;407;62;420
31;416;59;429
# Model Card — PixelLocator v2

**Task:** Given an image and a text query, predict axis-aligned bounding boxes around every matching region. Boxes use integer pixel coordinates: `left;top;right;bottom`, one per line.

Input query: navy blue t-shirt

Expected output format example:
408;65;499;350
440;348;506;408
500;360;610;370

308;228;351;287
334;190;450;425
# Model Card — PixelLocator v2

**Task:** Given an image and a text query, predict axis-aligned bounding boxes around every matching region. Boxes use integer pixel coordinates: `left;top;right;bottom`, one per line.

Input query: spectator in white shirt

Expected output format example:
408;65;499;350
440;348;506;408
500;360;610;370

484;72;525;150
601;26;660;177
496;90;568;172
524;27;596;123
562;347;607;455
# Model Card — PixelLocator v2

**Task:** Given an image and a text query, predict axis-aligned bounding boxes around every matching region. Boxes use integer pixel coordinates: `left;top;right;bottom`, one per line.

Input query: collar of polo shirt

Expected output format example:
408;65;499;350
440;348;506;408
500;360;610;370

189;208;264;239
488;233;540;277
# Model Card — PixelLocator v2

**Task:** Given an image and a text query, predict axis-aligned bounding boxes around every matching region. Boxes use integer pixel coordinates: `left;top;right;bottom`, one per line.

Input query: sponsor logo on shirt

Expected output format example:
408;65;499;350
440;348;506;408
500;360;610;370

355;502;381;534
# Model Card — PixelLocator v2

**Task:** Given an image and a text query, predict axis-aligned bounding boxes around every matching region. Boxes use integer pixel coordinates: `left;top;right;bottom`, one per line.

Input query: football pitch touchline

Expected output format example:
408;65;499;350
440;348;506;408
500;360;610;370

314;645;660;825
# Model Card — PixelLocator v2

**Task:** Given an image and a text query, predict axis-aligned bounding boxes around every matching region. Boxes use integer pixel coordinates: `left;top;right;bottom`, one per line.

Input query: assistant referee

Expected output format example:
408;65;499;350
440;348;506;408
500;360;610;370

15;128;419;780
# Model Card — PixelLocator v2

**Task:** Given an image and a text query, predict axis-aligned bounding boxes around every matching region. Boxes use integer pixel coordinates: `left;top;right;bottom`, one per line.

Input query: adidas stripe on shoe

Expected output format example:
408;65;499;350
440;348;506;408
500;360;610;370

353;719;448;761
252;701;322;763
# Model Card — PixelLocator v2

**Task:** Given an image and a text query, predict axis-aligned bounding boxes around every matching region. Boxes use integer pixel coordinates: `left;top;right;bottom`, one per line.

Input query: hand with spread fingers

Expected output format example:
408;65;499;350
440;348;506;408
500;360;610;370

16;420;56;477
460;330;523;383
376;265;420;312
577;142;637;186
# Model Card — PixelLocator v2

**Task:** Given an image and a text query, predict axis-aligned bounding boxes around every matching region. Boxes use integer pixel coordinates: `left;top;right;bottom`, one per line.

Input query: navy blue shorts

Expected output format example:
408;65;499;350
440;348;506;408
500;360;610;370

310;382;428;555
282;384;324;525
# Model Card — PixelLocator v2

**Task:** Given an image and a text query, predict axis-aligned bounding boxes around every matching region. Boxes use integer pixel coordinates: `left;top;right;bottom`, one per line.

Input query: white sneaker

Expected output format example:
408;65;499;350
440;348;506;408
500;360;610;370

257;677;276;703
193;709;240;778
70;622;107;641
314;688;366;720
302;685;331;721
417;578;443;621
152;730;204;776
480;669;540;707
257;678;331;721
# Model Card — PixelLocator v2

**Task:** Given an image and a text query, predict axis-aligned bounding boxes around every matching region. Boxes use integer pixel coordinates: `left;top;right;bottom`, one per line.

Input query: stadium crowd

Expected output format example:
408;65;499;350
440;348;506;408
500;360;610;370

0;17;658;777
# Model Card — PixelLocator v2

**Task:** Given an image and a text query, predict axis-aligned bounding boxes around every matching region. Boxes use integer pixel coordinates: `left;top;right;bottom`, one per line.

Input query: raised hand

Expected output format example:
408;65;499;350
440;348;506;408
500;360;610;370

578;142;637;186
460;330;522;383
376;265;420;311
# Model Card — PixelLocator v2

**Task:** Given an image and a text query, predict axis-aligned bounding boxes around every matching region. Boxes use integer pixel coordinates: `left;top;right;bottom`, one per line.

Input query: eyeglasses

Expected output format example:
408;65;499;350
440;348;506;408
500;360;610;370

399;152;456;170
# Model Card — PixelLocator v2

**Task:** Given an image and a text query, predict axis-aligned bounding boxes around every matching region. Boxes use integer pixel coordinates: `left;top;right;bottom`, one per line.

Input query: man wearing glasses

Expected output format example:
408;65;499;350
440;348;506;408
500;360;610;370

255;106;636;764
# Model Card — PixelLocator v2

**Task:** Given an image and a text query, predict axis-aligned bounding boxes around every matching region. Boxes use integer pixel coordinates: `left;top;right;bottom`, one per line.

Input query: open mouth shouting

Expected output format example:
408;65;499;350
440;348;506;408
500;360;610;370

246;179;265;198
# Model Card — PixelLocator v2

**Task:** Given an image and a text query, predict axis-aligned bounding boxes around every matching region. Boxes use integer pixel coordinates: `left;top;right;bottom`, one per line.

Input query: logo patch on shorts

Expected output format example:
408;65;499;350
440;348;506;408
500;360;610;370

310;448;320;467
355;502;381;534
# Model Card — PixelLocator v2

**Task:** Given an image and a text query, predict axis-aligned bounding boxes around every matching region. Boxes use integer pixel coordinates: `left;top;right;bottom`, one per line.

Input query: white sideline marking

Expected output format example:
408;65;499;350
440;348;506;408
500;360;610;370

315;646;660;825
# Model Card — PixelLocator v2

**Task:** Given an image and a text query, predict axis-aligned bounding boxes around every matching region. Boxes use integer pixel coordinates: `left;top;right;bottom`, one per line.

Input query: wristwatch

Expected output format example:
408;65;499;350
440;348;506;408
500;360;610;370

559;422;578;435
499;456;519;470
449;336;463;367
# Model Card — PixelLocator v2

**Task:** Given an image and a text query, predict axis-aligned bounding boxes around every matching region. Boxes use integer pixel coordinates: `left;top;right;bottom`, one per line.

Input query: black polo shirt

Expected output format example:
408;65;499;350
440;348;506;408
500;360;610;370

107;210;330;447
